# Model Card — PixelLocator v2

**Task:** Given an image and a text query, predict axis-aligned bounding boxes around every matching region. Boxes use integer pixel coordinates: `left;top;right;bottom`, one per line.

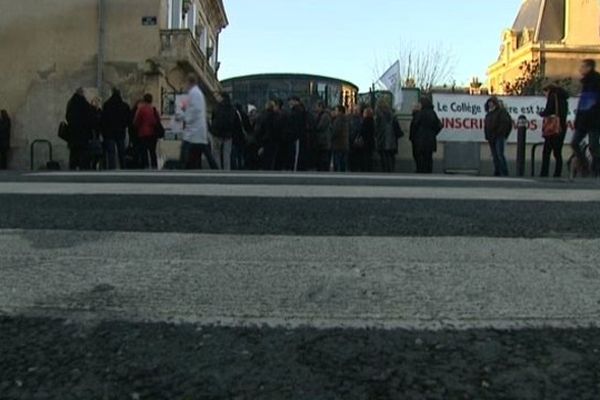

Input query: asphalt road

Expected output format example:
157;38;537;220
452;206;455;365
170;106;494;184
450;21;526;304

1;172;599;399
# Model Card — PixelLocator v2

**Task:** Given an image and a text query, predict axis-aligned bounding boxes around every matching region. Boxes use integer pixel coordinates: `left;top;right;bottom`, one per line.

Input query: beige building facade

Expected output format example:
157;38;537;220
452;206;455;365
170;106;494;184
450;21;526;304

0;0;228;169
488;0;600;94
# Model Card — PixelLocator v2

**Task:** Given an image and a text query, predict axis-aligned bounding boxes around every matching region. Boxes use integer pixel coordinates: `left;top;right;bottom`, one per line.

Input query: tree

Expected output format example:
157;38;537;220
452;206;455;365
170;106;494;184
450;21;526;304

503;60;544;96
503;60;575;96
376;42;455;93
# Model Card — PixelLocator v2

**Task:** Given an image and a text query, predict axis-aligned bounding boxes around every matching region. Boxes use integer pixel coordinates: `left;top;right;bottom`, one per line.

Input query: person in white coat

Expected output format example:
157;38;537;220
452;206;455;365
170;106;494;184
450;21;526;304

178;74;218;169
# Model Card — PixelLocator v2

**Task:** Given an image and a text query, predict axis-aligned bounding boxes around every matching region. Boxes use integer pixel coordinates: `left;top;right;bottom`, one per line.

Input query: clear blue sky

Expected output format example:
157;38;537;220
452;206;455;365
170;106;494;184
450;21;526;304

218;0;523;91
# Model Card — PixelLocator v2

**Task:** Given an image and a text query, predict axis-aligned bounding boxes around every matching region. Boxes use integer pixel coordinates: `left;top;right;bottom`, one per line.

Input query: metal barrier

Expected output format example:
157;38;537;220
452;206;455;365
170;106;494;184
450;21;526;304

30;140;53;171
530;142;545;177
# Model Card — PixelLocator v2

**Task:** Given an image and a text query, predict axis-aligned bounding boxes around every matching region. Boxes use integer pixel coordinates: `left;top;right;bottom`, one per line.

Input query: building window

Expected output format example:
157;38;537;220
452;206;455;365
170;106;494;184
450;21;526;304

187;3;197;36
169;0;182;29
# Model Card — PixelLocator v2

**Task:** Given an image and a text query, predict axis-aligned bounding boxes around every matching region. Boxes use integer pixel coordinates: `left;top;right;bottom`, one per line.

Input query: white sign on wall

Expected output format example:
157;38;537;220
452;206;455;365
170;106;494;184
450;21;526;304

432;94;579;143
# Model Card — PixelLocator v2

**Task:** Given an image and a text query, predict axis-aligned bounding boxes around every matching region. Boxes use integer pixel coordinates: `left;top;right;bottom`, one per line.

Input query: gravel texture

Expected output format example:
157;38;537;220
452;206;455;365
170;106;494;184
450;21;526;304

2;317;600;400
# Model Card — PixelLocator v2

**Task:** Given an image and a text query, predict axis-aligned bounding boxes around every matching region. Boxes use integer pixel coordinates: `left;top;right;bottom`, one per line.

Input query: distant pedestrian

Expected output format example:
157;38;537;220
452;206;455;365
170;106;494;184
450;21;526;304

211;93;238;170
348;106;364;172
101;88;131;170
133;93;160;169
178;74;218;170
331;105;350;172
287;97;308;171
375;99;401;173
359;107;376;172
484;96;512;177
0;110;11;170
539;84;569;178
65;88;95;170
409;97;443;174
255;101;279;170
273;99;290;170
572;59;600;177
89;97;104;170
313;101;332;172
232;104;250;170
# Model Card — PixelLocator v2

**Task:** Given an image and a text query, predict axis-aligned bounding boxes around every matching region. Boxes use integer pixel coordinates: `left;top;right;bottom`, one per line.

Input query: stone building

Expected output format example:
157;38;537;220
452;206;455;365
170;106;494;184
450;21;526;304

487;0;600;94
0;0;228;169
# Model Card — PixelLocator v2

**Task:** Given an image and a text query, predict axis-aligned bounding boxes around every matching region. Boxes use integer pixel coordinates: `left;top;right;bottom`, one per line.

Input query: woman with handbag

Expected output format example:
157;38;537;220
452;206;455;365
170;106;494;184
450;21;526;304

540;84;569;178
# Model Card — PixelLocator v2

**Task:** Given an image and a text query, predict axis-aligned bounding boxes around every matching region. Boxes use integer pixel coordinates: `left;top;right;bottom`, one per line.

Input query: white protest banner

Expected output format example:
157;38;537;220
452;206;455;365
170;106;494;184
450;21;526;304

432;94;579;143
379;60;403;110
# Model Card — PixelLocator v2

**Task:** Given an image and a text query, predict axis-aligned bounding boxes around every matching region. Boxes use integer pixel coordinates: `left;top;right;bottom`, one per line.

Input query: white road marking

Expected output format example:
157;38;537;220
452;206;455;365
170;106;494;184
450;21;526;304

0;182;599;202
26;171;535;183
1;230;600;330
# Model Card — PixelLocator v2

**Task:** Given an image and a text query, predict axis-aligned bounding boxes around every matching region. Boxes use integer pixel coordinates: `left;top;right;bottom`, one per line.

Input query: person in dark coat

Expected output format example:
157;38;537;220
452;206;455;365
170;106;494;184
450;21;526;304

348;106;364;172
232;103;250;170
539;84;569;178
331;105;350;172
101;88;131;170
484;96;513;177
375;99;399;173
211;93;238;170
409;97;443;174
286;97;308;171
65;88;95;170
572;59;600;177
255;101;279;170
313;101;332;172
273;99;290;170
359;107;376;172
0;110;11;170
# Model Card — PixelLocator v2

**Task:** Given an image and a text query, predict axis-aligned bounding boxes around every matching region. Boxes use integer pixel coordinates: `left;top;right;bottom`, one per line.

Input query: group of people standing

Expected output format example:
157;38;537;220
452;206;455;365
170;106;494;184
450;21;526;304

15;60;600;177
64;87;161;171
63;80;445;174
238;97;417;173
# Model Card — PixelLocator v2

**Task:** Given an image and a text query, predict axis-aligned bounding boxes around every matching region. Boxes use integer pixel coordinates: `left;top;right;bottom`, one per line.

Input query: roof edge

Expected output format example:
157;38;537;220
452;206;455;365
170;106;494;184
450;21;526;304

220;73;360;90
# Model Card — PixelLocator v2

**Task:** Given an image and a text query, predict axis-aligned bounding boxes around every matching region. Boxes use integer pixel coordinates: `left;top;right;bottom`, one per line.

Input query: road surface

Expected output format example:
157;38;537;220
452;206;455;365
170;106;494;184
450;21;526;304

1;172;599;399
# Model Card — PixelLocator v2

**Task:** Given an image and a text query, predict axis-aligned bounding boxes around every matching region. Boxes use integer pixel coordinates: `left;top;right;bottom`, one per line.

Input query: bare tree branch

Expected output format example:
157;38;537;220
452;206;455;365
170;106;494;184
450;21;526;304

375;40;455;92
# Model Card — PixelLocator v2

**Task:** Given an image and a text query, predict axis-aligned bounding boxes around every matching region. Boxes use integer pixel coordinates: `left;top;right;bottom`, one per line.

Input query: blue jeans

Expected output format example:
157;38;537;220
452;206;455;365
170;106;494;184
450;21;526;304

332;151;348;172
489;137;508;176
231;144;245;170
103;139;126;170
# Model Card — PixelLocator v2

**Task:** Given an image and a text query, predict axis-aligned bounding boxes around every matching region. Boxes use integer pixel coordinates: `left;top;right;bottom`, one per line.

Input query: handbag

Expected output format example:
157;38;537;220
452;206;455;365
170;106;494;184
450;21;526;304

58;121;70;142
352;134;365;149
542;94;561;138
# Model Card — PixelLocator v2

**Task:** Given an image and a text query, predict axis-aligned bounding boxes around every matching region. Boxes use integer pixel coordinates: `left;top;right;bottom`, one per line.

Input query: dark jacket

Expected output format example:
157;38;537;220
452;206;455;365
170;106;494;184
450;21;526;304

101;93;131;141
349;114;362;146
233;108;250;147
314;111;332;150
0;114;10;150
331;114;349;152
212;100;239;139
255;109;277;145
66;93;95;147
485;107;513;141
288;104;308;142
375;110;399;152
575;70;600;131
360;116;375;152
410;107;443;151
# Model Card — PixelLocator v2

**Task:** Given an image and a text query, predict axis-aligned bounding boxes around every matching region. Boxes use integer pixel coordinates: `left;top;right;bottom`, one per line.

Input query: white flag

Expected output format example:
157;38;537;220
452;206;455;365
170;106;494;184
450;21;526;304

379;60;403;110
